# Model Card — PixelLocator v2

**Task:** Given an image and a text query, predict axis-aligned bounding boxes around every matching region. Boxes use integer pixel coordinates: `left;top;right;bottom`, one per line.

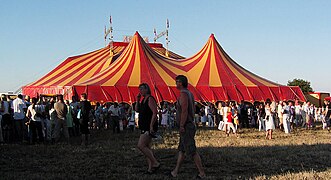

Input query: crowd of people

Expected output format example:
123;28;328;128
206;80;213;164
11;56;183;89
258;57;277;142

0;93;330;145
0;93;92;145
0;92;330;145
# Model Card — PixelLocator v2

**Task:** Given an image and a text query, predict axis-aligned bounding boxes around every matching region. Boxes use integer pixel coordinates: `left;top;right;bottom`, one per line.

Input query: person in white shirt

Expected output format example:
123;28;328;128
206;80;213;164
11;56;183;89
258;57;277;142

301;102;308;128
221;102;231;132
282;101;291;134
11;94;27;142
26;97;44;144
265;102;275;139
108;103;121;133
48;101;57;143
215;102;223;127
277;101;283;130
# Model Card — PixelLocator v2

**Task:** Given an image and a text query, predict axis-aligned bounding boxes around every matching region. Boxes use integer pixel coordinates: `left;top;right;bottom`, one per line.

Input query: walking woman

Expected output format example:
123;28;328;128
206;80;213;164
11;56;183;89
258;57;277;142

265;101;275;139
135;83;160;174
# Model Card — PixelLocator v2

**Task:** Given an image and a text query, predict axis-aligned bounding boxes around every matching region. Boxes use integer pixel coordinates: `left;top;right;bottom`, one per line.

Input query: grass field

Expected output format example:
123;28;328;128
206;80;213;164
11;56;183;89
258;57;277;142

1;126;330;179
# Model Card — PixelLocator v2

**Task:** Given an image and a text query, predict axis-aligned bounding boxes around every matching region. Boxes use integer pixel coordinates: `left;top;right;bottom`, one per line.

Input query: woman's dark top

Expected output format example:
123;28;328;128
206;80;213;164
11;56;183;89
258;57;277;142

80;100;92;121
138;96;158;132
80;100;92;134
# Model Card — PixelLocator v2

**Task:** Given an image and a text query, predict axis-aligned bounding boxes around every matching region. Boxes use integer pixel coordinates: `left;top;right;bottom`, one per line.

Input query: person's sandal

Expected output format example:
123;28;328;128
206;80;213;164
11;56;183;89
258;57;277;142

196;174;206;179
168;171;177;178
150;164;160;173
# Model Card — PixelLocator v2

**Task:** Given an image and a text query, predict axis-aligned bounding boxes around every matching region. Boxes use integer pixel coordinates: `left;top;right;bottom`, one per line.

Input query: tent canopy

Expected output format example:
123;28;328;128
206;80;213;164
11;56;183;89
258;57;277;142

22;40;184;99
74;32;181;103
74;32;305;104
157;34;306;102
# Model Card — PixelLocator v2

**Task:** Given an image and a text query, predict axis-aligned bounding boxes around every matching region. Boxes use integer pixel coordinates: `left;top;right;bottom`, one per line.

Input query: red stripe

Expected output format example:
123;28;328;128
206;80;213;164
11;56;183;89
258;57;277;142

30;47;107;86
41;48;109;86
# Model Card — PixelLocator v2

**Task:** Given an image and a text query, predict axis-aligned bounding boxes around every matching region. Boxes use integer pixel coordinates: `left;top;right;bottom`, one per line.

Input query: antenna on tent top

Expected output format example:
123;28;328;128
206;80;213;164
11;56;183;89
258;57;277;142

153;18;170;57
104;15;114;47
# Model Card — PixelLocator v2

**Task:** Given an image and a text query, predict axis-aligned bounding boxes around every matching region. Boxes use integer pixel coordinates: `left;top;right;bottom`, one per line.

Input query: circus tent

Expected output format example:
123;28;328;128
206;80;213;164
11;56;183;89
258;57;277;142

160;34;306;102
74;32;305;103
73;32;183;103
22;40;184;99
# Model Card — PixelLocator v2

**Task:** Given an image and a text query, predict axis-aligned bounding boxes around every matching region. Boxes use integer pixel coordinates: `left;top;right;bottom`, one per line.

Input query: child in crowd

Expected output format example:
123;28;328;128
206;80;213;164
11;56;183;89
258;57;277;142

225;111;237;137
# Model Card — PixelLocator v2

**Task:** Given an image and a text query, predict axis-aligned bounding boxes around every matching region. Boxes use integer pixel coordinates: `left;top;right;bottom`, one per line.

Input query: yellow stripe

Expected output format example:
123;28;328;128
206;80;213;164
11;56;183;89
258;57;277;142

186;43;211;86
218;47;255;86
81;43;134;85
34;48;105;86
127;40;141;86
101;43;136;86
100;56;112;72
168;42;210;66
100;46;126;71
242;67;277;86
60;53;108;86
209;42;222;86
229;56;277;86
149;48;184;59
47;50;108;86
156;59;187;76
217;45;276;87
147;53;176;86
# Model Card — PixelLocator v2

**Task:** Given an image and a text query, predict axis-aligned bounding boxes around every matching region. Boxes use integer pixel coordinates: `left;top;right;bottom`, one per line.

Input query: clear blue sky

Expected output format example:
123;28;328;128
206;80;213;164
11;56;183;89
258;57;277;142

1;0;330;94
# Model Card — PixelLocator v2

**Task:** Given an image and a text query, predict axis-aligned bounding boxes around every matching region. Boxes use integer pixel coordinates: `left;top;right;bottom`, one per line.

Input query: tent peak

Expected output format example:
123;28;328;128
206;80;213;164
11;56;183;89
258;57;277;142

210;33;215;38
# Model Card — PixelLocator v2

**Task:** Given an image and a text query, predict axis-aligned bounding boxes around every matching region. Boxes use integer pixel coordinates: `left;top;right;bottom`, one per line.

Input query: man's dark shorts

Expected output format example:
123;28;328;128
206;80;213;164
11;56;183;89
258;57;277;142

178;122;197;156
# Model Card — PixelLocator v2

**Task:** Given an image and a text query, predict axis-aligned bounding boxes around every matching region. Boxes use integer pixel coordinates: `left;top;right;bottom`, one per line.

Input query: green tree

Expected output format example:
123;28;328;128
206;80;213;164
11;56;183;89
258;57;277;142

287;78;313;93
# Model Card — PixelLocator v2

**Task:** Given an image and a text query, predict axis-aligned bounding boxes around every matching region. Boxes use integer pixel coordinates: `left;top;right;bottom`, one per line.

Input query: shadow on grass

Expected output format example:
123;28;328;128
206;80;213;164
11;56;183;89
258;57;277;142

0;129;330;179
196;144;331;179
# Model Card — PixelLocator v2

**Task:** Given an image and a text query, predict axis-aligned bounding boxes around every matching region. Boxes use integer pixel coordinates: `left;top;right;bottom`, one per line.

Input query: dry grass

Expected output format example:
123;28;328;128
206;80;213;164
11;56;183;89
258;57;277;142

1;126;330;179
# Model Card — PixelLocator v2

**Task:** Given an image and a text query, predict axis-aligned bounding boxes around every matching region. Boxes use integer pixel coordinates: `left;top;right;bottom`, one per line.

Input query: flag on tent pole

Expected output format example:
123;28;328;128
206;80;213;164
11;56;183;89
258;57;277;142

166;19;169;28
104;26;107;40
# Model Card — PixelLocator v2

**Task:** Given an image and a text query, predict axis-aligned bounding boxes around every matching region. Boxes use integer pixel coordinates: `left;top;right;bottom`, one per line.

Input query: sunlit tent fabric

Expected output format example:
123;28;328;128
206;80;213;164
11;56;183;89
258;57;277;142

162;34;306;102
22;41;184;99
74;32;305;103
74;32;185;103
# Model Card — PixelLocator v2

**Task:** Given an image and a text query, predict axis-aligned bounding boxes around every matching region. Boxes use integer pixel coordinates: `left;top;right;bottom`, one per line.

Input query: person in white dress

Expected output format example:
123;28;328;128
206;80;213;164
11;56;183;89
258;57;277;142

222;102;231;131
265;101;276;139
282;101;291;134
161;104;168;127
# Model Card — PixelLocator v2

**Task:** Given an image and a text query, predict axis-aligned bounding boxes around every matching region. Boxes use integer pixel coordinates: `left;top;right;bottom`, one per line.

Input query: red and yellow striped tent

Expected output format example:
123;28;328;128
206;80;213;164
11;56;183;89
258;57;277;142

74;32;305;103
163;34;306;102
74;32;182;103
22;40;184;99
